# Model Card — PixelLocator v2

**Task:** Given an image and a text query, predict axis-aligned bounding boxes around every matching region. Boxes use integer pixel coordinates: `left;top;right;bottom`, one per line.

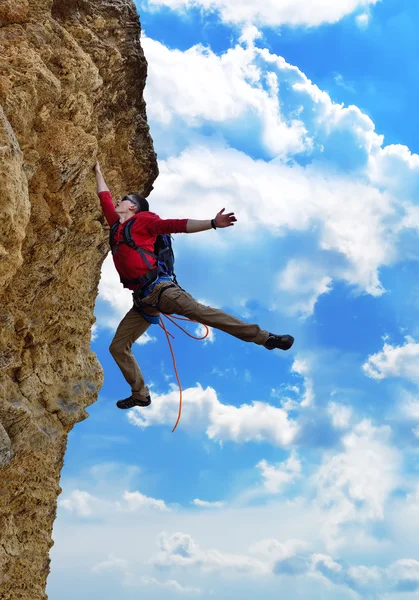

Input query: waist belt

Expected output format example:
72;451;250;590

132;276;177;313
121;268;159;288
133;275;172;303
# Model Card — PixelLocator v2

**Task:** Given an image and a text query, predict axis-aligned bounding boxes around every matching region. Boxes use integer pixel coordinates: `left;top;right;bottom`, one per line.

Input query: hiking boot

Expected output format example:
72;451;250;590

116;395;151;410
265;333;294;351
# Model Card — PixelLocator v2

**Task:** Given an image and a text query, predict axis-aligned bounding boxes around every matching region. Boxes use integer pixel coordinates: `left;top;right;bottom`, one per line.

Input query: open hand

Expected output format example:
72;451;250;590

214;208;237;228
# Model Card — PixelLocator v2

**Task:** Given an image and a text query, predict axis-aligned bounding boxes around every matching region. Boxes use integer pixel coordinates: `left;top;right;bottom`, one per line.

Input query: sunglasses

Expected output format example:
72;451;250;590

118;196;140;208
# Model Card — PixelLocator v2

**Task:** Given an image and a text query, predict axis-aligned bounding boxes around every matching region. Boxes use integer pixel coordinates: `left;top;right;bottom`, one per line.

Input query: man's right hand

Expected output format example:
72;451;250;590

94;162;110;193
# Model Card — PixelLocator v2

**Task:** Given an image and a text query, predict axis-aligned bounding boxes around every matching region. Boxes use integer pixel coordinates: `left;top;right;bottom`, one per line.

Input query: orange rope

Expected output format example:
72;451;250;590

158;315;209;432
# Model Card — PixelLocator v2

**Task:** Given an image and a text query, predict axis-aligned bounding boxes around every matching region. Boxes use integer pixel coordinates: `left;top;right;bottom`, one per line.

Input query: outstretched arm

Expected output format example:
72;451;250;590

94;161;118;226
186;208;237;233
94;161;110;193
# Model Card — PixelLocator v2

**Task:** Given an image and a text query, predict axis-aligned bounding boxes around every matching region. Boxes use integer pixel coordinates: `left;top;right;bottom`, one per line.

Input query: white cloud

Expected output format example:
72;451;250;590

328;402;352;429
92;553;128;573
192;499;225;508
92;555;201;593
356;12;370;27
275;259;333;317
285;553;419;595
59;490;98;517
152;145;397;298
95;32;419;322
153;531;268;575
141;0;380;28
121;491;170;512
257;451;301;494
313;420;402;545
388;559;419;592
290;357;315;408
152;530;419;594
140;575;201;595
249;537;309;562
91;323;99;342
142;31;309;158
127;383;299;447
140;31;419;307
59;488;170;517
363;339;419;384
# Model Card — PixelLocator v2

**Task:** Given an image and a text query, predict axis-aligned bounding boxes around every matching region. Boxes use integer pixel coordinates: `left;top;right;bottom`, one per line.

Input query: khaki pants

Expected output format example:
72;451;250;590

109;282;270;401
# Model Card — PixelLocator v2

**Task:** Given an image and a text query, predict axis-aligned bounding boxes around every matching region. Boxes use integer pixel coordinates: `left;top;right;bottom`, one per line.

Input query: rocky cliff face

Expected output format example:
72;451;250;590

0;1;158;597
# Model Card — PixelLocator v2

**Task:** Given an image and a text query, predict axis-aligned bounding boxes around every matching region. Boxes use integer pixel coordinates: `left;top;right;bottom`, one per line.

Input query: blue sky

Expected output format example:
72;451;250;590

48;1;419;598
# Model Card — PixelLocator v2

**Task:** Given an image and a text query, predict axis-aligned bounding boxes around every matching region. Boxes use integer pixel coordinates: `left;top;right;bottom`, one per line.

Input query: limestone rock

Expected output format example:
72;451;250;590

0;0;158;597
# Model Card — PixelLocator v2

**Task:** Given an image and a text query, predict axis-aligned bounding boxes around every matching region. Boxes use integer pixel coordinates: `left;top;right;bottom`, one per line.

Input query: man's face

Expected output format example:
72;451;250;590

115;195;139;215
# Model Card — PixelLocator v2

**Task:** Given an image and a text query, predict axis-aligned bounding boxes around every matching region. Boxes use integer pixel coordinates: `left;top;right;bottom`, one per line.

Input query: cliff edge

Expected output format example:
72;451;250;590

0;0;158;597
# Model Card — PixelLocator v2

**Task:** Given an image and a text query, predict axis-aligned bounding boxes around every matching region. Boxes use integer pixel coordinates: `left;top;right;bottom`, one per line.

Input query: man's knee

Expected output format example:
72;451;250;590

109;340;126;358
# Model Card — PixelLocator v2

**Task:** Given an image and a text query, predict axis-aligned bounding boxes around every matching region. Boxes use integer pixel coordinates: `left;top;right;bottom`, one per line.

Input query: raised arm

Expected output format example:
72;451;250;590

94;161;118;226
186;208;237;233
94;161;110;193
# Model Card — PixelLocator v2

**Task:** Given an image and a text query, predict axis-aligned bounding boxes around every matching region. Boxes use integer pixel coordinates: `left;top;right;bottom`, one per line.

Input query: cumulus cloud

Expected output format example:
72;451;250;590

313;420;402;545
92;555;200;593
363;339;419;384
92;553;128;573
59;490;98;517
290;357;315;408
275;260;333;318
356;12;370;28
277;552;419;595
120;491;170;512
90;323;99;342
401;392;419;421
389;559;419;593
140;0;379;28
249;538;309;562
127;383;299;447
192;499;225;508
257;451;302;494
328;402;352;429
153;531;268;575
151;144;398;301
142;31;309;158
150;532;419;595
140;31;419;309
95;31;419;327
60;489;170;517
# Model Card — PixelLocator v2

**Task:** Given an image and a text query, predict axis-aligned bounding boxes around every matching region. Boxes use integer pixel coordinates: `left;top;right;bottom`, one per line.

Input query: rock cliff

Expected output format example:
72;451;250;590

0;1;158;597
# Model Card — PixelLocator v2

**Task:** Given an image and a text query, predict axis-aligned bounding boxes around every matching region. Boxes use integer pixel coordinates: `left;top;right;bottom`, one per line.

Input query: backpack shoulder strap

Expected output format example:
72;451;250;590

109;220;120;248
123;219;157;271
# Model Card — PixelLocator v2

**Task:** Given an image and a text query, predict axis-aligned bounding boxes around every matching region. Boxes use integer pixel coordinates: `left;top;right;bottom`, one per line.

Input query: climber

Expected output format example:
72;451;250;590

94;161;294;409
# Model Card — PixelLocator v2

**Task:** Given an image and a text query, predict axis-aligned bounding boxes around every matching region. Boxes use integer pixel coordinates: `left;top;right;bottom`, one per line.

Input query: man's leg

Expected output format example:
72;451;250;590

146;284;269;345
109;307;152;404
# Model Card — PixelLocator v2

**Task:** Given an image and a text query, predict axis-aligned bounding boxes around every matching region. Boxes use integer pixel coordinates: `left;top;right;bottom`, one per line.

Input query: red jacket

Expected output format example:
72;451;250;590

99;191;188;290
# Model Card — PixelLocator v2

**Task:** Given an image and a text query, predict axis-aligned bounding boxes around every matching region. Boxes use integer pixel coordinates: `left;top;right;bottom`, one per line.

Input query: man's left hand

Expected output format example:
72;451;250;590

215;208;237;228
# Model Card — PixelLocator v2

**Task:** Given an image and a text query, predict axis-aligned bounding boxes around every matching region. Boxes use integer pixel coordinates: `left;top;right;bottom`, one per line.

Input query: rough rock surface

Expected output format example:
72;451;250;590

0;1;158;597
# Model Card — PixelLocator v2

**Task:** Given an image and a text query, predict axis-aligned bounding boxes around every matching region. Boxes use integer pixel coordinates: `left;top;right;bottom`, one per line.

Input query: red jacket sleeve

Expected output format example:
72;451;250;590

98;191;119;227
144;213;188;236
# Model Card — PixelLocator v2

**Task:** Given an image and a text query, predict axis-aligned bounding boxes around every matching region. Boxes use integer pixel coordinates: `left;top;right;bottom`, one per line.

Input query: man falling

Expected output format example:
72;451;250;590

94;161;294;409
